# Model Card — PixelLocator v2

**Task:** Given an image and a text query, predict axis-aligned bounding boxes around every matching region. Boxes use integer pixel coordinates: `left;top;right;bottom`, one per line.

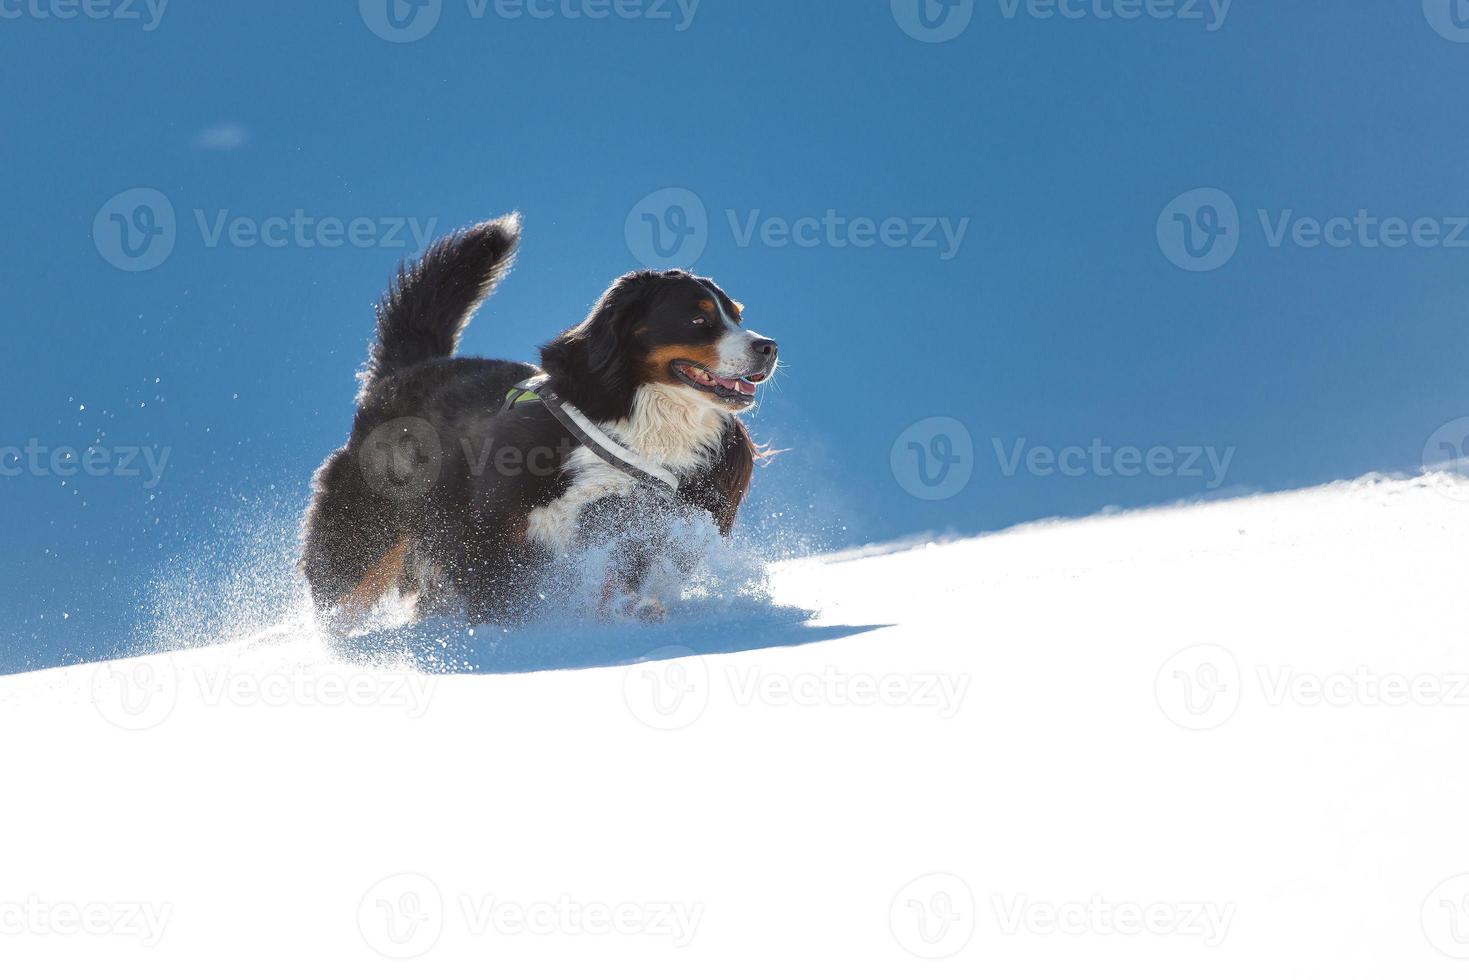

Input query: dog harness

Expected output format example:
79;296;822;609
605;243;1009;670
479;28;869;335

503;375;681;494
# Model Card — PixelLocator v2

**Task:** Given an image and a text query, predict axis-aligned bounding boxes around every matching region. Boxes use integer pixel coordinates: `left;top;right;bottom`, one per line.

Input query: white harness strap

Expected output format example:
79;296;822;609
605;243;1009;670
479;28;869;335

509;375;680;494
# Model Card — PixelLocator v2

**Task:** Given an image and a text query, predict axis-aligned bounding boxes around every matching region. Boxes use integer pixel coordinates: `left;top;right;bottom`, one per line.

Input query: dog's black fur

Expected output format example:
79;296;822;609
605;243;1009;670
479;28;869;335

300;214;773;625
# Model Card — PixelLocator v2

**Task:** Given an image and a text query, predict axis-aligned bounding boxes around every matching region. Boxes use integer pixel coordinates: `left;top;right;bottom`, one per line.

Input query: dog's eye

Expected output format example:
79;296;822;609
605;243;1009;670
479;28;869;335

692;317;707;326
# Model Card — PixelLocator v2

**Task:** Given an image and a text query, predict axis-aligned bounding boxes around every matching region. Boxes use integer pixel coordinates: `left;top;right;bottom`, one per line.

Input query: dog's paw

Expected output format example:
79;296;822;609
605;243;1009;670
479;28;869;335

630;597;666;624
605;595;667;624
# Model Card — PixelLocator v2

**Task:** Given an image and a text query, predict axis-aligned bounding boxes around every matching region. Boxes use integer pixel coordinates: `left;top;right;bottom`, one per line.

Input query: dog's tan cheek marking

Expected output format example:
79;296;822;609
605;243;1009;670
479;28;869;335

641;343;723;383
340;535;411;616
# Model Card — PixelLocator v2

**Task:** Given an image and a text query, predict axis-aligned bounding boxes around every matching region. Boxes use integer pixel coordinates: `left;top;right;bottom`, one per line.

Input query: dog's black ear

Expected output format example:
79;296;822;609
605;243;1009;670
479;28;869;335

539;272;657;420
584;299;626;377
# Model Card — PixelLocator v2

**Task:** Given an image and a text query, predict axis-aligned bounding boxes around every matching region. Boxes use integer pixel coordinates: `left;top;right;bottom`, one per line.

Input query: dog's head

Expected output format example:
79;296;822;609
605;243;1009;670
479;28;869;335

540;270;779;421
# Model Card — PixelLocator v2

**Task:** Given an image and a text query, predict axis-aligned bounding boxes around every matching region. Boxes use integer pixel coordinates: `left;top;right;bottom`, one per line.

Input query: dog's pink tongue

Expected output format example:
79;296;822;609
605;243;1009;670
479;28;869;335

736;379;756;396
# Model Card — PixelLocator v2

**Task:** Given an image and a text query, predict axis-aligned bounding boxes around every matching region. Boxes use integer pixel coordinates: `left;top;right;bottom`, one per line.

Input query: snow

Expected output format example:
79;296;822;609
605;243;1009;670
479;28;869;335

3;473;1468;977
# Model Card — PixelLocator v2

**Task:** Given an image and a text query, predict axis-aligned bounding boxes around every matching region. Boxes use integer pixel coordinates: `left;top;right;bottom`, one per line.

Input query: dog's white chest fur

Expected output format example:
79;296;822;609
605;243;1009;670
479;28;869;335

525;386;726;554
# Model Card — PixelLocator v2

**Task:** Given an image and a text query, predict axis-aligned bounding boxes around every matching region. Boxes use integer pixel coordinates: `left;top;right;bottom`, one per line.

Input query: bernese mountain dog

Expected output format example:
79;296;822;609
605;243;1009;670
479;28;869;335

299;213;779;627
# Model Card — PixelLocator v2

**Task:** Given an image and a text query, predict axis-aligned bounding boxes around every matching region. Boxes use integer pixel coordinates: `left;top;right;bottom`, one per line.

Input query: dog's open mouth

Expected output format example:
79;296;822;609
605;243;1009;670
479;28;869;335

671;360;766;404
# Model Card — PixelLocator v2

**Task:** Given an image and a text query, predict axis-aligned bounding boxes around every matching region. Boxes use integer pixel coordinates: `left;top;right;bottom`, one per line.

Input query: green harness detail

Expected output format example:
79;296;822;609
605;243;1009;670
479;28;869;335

504;386;542;410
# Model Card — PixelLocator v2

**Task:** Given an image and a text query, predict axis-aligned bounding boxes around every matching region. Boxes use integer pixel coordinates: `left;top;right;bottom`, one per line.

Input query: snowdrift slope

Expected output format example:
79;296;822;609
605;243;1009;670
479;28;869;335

3;474;1468;978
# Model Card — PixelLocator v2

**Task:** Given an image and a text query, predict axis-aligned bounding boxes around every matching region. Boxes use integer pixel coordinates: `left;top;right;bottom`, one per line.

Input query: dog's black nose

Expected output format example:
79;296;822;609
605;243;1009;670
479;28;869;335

751;337;779;360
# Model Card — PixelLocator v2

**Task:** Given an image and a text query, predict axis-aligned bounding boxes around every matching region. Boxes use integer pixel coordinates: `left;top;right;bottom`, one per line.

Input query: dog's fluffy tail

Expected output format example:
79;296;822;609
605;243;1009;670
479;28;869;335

359;213;521;395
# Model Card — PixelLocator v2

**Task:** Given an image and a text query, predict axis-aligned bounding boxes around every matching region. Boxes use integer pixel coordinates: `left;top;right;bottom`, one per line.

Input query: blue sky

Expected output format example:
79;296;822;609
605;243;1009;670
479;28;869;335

4;0;1468;669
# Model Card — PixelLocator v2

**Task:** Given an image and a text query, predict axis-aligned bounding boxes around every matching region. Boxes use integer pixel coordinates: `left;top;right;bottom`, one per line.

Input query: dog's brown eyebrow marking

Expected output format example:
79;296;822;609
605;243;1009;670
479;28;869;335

700;295;743;323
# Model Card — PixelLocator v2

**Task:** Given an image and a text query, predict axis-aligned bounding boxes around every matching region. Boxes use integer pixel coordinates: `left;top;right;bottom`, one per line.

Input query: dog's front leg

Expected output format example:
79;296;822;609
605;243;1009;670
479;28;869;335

580;493;681;623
